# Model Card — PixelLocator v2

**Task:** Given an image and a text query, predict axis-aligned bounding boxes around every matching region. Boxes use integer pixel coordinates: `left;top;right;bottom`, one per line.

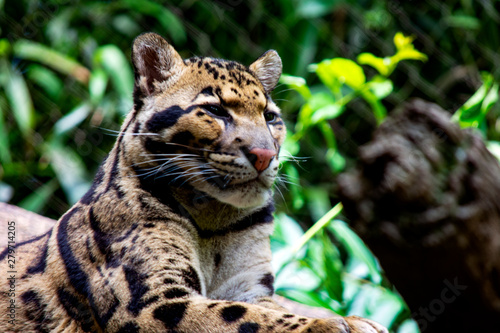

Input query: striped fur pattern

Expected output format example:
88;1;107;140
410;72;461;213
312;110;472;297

0;33;387;333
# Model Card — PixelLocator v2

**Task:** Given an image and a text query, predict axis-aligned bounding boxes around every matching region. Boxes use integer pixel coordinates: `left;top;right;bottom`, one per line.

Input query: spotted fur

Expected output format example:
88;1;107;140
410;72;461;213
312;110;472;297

0;33;387;333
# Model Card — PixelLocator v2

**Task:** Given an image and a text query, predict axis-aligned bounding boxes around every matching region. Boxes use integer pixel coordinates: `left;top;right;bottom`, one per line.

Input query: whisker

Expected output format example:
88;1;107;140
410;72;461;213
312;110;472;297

99;127;160;137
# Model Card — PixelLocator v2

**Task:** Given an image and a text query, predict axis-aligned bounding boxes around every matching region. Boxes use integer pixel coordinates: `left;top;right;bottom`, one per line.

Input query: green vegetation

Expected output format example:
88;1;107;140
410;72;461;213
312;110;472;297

1;1;499;332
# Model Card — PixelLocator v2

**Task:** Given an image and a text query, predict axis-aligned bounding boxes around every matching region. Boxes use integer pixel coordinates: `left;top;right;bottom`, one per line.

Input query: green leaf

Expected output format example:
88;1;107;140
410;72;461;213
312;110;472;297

292;203;343;254
13;39;90;84
328;220;381;284
93;46;133;96
18;179;58;213
47;140;91;204
283;164;304;210
89;69;109;105
481;82;499;117
300;91;336;128
311;104;344;124
53;103;92;136
2;60;35;138
0;39;10;56
391;48;428;63
277;287;330;310
486;141;500;163
0;99;12;163
368;76;393;99
282;132;300;157
272;213;305;248
304;187;331;221
26;64;63;100
280;74;311;100
313;58;366;91
94;45;134;114
319;233;344;302
453;73;495;127
393;32;415;51
121;0;186;44
398;319;420;333
359;89;387;124
391;32;428;64
445;15;481;30
296;0;337;18
326;148;346;173
357;53;391;76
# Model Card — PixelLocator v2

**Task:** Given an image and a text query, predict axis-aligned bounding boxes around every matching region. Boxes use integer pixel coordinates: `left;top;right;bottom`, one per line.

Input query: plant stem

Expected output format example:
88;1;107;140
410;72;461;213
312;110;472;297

291;202;343;254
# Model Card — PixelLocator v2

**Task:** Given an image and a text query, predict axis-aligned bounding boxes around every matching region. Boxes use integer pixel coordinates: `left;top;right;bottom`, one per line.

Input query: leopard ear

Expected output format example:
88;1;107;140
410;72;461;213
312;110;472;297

249;50;282;93
132;32;185;98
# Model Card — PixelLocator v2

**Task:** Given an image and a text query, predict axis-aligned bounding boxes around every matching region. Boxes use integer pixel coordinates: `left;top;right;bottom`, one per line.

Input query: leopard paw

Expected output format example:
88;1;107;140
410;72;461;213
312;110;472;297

344;316;388;333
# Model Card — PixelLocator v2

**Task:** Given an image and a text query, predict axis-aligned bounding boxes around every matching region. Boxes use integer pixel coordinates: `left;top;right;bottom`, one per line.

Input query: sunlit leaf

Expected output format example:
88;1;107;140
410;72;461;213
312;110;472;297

391;48;428;62
304;187;331;221
53;103;92;136
393;32;415;51
277;287;331;310
93;45;134;114
280;74;311;100
453;73;494;127
296;0;337;18
398;319;420;333
311;104;344;124
486;141;500;162
319;233;344;301
93;45;134;96
481;82;499;117
272;213;305;248
13;39;90;84
0;182;13;202
392;32;428;63
314;58;366;91
368;76;393;99
328;220;381;284
89;69;109;105
346;284;404;327
326;148;346;173
46;140;91;204
282;132;300;156
357;53;391;76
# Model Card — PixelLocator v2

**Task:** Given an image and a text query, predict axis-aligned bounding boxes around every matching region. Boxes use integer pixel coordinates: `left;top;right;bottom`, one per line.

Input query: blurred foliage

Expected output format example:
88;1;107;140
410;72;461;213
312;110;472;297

1;1;500;332
275;33;428;332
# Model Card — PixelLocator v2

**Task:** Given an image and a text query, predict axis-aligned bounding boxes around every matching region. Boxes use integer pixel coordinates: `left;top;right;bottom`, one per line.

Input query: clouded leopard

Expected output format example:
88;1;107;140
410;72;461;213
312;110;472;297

0;33;387;333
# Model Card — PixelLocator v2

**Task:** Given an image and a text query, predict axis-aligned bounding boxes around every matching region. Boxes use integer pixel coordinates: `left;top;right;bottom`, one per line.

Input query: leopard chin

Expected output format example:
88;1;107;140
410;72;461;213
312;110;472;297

200;179;272;209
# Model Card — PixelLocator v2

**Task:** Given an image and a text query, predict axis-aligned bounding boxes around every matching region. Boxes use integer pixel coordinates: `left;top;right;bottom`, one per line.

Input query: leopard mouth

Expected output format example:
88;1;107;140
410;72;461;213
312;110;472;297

205;173;269;190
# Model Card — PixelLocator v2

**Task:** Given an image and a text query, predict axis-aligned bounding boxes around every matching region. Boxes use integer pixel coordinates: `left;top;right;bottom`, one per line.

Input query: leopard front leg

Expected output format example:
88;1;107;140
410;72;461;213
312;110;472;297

82;220;386;333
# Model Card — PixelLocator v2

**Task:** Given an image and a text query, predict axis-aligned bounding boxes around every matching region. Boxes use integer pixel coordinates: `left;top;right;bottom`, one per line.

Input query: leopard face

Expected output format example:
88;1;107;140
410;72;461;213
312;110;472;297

126;33;285;208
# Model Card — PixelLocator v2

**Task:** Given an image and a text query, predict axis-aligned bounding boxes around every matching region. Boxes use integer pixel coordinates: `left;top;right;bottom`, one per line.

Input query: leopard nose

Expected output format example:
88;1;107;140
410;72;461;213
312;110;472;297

246;148;277;172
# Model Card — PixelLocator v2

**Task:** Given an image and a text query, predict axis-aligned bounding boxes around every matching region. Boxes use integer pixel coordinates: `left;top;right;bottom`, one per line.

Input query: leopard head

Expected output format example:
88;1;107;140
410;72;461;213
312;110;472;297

125;32;285;209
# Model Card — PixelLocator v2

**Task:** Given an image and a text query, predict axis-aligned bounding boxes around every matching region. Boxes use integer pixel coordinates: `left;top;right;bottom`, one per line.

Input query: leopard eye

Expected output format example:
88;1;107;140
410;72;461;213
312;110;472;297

264;111;278;123
202;104;230;119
